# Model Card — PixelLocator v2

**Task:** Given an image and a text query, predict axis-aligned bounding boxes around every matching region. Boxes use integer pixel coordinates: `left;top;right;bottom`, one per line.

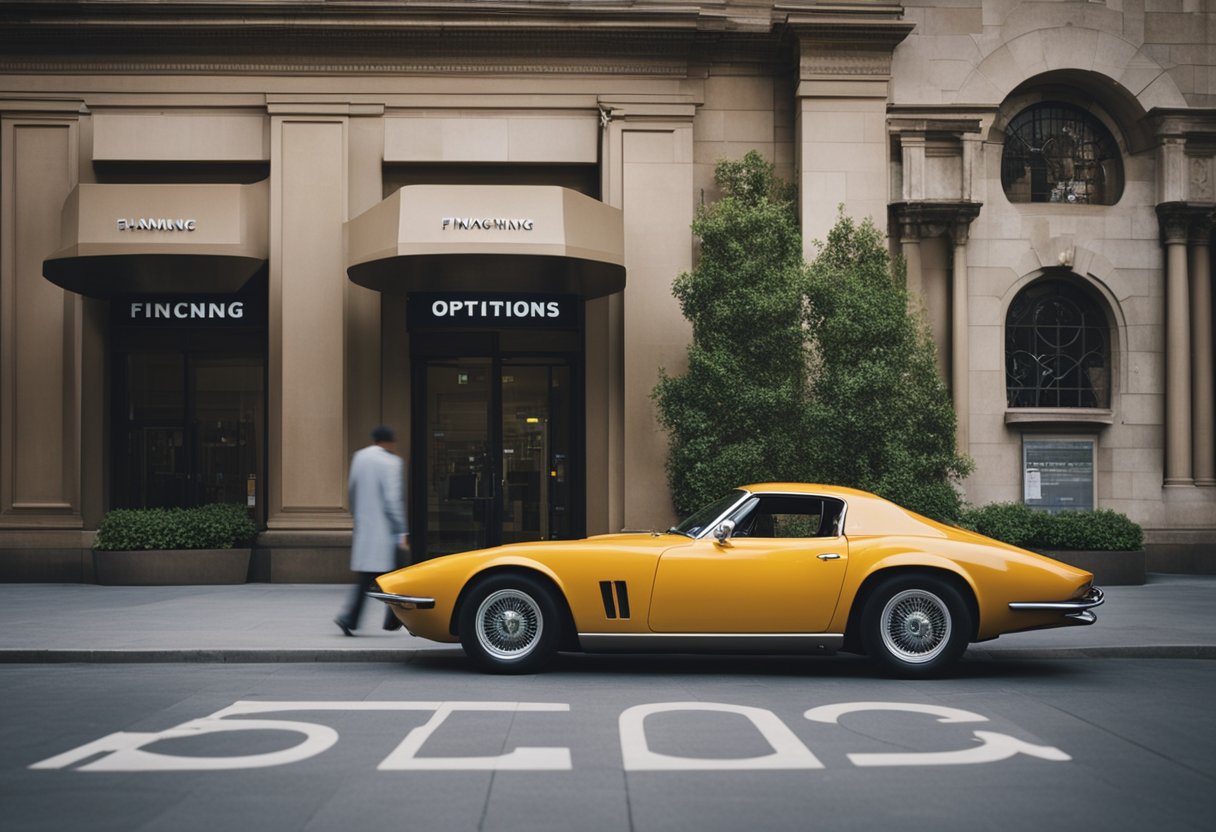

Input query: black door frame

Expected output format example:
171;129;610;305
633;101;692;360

409;330;585;561
108;277;269;522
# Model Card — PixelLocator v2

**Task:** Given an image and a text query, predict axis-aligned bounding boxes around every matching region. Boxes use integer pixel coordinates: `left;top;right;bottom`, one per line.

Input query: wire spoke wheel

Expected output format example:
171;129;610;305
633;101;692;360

879;588;952;664
474;588;544;661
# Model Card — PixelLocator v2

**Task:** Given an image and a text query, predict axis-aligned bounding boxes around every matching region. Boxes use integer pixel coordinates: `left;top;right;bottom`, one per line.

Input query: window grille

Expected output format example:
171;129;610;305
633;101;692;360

1001;103;1122;205
1006;280;1110;408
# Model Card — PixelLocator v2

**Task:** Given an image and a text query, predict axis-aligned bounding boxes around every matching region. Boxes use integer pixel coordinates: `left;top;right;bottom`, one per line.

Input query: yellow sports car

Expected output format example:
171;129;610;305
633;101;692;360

370;483;1104;677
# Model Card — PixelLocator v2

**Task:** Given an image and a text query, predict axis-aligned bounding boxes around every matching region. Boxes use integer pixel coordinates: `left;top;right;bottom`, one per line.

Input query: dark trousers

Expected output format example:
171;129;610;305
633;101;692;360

338;572;397;631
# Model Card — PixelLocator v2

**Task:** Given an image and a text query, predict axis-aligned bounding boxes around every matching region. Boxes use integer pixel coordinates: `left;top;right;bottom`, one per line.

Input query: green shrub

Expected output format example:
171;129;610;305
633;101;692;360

959;503;1142;551
94;503;257;551
1042;509;1143;551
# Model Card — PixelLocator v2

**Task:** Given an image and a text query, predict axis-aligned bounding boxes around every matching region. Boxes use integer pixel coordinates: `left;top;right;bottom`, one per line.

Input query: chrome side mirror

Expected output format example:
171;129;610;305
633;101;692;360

714;519;735;545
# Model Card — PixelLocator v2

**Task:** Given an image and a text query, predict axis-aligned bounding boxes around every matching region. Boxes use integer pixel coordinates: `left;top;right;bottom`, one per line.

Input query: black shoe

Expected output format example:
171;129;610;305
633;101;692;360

334;617;354;637
383;616;403;631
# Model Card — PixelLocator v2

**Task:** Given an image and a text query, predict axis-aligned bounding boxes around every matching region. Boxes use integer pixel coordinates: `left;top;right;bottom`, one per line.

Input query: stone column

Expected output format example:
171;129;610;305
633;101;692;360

1190;214;1214;486
1159;205;1193;486
898;213;924;302
950;217;971;455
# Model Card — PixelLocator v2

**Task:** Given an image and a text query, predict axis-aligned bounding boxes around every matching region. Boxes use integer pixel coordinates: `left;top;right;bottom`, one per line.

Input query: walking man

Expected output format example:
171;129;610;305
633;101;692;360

335;425;408;635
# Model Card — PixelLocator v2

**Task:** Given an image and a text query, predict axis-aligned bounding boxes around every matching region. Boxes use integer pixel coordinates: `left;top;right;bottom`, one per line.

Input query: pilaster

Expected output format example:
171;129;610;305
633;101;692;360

0;101;83;529
267;102;353;529
598;97;696;532
784;5;913;251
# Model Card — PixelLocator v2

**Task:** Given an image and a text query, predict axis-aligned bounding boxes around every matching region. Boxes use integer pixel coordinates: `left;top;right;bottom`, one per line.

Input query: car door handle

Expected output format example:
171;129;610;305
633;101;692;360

818;553;841;561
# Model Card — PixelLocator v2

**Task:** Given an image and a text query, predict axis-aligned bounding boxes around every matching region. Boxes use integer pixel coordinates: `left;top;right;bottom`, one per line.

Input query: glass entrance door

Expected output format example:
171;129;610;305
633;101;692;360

420;356;577;558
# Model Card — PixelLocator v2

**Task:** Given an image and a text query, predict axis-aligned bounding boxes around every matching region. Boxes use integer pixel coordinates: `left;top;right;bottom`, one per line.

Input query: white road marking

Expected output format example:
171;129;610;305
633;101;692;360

619;702;824;771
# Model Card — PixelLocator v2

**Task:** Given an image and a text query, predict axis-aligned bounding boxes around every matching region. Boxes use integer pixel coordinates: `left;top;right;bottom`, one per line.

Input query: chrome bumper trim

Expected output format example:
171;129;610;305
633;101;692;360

577;632;844;654
366;591;435;610
1009;586;1104;612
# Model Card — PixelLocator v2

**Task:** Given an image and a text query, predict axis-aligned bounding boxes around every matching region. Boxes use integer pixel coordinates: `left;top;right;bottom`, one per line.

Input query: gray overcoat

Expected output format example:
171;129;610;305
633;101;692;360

348;444;408;573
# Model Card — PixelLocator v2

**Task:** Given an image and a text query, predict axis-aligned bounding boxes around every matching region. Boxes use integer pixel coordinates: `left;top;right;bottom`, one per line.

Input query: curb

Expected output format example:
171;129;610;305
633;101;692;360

0;648;445;664
965;645;1216;661
2;645;1215;664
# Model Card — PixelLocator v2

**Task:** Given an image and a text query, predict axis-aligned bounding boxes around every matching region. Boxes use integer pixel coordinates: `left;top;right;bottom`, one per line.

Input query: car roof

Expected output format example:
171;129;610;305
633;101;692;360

740;482;869;499
738;482;946;538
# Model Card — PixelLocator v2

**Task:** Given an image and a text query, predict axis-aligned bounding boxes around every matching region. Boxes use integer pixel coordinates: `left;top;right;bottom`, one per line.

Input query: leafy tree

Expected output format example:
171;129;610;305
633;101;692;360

655;156;971;523
802;213;972;521
653;151;807;516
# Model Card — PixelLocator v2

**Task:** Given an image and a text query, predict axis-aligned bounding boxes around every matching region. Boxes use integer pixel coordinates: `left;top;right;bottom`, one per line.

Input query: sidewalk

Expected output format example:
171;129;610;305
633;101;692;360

1;574;1214;663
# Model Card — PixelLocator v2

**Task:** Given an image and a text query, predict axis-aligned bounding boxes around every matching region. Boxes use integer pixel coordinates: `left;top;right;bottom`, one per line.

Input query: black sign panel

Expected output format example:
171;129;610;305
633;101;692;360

111;294;266;329
408;293;580;330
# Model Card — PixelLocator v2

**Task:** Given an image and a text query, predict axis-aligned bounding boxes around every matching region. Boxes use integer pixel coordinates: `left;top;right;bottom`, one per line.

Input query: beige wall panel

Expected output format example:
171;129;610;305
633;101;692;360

1;119;80;523
385;117;506;161
271;119;348;523
92;112;268;161
800;93;896;247
384;115;596;164
622;127;693;531
507;117;598;163
703;75;775;112
347;115;384;461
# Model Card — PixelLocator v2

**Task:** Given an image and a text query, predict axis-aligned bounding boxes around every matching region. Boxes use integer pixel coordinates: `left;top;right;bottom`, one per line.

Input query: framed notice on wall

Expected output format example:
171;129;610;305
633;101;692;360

1022;438;1096;513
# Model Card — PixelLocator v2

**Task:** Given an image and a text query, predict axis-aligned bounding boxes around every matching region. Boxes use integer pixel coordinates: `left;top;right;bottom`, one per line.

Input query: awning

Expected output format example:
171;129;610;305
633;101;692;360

345;185;625;298
43;180;268;297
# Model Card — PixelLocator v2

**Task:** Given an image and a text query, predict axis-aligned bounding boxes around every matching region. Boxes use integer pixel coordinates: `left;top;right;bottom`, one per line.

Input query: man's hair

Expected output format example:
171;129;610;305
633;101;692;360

371;425;396;443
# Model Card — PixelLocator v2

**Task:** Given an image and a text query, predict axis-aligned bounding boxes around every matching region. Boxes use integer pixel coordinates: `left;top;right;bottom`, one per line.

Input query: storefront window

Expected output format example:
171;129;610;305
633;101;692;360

1001;102;1122;205
1006;279;1110;409
110;283;267;521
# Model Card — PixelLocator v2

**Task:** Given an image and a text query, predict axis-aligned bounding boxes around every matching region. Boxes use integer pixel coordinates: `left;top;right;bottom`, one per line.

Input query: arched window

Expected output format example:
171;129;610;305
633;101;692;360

1006;280;1110;408
1001;102;1123;205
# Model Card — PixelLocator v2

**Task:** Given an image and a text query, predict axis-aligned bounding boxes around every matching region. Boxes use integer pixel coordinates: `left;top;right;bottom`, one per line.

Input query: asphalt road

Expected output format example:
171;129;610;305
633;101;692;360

3;652;1214;832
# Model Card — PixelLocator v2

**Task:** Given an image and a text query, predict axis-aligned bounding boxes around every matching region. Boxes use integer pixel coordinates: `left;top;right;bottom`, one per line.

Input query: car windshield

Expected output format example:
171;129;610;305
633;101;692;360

669;490;747;537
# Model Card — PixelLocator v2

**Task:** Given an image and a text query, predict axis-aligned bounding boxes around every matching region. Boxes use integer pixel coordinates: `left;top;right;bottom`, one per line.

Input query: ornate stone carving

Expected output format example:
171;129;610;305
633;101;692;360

1190;155;1213;203
1157;203;1195;245
1191;211;1216;246
890;201;982;244
783;7;914;81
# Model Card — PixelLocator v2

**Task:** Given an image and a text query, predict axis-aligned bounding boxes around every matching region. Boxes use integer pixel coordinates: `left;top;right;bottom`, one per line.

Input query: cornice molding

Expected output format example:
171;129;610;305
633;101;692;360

779;4;914;80
891;200;982;241
0;2;796;74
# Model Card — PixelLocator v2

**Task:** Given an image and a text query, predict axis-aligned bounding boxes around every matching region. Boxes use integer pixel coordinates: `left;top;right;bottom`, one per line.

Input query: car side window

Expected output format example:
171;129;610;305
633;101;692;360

729;495;845;539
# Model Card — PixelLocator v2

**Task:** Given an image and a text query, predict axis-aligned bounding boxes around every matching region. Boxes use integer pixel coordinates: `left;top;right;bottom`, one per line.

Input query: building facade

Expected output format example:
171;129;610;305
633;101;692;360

0;0;1212;579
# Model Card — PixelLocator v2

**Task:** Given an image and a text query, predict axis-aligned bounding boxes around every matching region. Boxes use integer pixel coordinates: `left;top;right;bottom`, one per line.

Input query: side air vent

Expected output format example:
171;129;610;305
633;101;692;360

598;580;631;619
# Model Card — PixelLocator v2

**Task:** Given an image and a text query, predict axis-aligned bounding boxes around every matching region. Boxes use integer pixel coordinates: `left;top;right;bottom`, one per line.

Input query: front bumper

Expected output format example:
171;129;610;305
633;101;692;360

366;591;436;610
1008;586;1104;624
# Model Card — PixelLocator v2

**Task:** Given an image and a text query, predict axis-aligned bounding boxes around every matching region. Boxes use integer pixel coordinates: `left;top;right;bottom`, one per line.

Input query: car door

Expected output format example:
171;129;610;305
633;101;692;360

647;494;849;633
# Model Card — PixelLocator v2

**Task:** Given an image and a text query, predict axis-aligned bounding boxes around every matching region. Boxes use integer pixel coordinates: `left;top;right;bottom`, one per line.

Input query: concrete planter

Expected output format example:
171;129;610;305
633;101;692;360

92;548;252;586
1036;549;1146;586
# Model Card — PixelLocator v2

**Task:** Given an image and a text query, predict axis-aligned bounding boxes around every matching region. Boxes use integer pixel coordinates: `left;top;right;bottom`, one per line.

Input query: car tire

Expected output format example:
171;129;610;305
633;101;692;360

458;573;561;674
860;573;972;678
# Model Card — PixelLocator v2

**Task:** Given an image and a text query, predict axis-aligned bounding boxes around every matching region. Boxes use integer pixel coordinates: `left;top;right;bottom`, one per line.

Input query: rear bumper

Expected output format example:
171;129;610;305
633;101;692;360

366;591;436;610
1009;586;1104;623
